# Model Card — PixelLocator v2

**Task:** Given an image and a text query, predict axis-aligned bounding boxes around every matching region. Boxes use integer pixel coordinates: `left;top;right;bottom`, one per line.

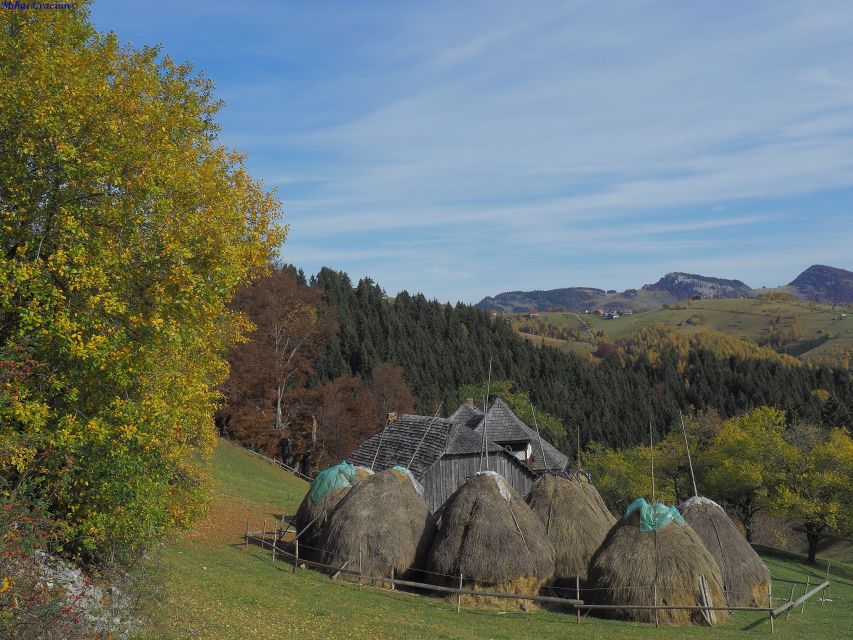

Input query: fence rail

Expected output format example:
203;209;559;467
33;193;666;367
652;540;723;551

771;581;829;617
222;436;313;481
239;525;833;632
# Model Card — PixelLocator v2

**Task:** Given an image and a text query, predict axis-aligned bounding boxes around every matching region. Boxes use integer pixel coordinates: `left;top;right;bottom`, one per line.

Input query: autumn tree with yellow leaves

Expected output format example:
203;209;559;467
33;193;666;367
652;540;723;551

0;3;283;559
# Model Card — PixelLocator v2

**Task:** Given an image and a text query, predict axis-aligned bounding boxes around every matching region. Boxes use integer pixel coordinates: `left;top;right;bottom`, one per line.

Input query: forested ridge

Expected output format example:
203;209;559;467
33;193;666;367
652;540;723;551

221;266;853;468
313;269;851;447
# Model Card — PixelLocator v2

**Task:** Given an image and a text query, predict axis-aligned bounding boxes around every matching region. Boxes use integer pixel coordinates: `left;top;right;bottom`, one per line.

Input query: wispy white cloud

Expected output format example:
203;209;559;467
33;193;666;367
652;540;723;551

93;0;853;302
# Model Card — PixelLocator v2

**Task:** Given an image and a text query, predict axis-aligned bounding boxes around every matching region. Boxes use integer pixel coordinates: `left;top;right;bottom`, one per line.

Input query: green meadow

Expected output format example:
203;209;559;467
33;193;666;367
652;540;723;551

135;441;852;640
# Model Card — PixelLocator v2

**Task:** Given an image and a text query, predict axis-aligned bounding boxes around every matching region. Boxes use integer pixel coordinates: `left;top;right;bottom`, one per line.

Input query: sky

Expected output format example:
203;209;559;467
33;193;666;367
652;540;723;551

90;1;853;303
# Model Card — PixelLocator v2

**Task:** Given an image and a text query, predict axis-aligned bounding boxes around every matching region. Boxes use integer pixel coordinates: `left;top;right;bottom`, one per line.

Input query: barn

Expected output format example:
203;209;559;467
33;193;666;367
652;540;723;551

346;414;536;513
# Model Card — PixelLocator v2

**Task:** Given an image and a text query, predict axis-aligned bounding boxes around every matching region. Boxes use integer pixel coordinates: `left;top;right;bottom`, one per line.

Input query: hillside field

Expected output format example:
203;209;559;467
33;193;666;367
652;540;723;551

513;297;853;367
135;440;852;640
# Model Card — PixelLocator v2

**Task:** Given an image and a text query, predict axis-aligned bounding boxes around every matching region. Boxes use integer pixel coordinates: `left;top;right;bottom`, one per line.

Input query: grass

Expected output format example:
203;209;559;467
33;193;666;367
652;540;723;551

515;298;852;367
137;440;852;639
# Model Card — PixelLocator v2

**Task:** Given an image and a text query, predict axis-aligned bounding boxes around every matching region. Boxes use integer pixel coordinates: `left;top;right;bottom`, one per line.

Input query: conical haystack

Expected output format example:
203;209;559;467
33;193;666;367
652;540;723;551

428;471;556;609
294;464;372;556
527;471;616;585
319;467;435;583
679;496;771;607
587;499;728;626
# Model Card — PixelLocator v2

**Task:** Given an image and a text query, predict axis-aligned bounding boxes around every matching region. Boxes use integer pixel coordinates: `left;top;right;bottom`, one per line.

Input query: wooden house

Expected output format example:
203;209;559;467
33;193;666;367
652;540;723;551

346;414;536;513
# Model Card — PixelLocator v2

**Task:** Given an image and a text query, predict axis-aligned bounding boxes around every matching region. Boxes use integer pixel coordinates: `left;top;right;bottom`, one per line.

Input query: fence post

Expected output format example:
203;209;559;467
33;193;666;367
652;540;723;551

576;576;581;624
293;539;299;573
801;577;809;614
785;584;795;621
769;582;774;634
457;574;463;613
244;520;249;551
262;519;266;550
359;548;363;588
824;562;831;608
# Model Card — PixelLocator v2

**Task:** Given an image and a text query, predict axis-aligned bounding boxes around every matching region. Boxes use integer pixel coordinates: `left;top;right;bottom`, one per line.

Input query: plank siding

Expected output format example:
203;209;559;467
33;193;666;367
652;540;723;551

422;454;534;513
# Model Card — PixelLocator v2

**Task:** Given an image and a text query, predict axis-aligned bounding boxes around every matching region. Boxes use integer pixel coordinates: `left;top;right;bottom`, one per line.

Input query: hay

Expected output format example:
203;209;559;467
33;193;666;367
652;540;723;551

293;466;373;557
427;471;555;606
528;473;616;584
679;496;771;607
459;577;544;612
318;468;435;582
587;507;728;626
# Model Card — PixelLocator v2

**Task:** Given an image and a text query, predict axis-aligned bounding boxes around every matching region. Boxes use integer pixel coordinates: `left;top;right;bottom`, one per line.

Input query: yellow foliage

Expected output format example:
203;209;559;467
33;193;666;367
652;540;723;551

0;4;283;559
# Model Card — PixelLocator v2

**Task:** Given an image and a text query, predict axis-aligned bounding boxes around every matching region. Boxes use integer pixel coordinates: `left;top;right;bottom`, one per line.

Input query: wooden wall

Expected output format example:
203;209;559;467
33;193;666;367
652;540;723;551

421;454;535;513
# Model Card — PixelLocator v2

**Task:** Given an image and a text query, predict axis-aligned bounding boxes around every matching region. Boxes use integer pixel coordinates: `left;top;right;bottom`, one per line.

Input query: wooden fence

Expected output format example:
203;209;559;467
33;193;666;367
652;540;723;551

240;520;833;633
222;436;313;481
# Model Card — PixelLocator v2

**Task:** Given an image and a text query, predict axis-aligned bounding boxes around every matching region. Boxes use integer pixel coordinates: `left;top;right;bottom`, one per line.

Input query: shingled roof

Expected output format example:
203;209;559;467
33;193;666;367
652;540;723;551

448;402;485;430
471;398;569;473
346;414;504;479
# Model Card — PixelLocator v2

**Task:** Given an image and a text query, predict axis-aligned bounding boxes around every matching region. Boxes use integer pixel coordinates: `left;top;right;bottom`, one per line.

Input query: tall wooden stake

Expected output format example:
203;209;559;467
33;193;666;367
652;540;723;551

679;411;698;497
649;422;656;503
244;520;249;551
650;422;659;628
801;577;809;614
531;404;549;473
457;574;463;613
480;359;492;471
576;420;581;468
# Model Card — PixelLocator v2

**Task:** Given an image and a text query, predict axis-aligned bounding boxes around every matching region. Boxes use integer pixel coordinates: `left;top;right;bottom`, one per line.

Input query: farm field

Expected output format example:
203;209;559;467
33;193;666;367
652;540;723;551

513;298;853;367
135;440;852;640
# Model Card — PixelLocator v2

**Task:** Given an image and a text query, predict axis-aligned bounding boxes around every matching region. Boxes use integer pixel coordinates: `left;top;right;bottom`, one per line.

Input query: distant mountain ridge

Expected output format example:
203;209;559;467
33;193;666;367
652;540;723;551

788;265;853;304
475;265;851;312
642;272;751;300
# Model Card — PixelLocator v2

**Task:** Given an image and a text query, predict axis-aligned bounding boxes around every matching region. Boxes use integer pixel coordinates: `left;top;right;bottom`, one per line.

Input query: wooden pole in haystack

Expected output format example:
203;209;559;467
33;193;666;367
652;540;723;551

679;411;699;497
650;422;659;629
531;403;549;473
480;358;492;471
409;402;444;471
576;420;581;468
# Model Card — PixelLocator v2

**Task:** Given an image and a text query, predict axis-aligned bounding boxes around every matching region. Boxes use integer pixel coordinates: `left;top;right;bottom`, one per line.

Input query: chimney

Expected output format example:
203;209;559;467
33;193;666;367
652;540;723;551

386;412;398;425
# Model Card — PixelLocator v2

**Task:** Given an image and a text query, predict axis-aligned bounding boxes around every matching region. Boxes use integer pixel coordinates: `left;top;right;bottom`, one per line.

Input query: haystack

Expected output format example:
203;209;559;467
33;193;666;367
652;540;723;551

427;471;556;609
679;496;771;607
319;467;435;583
527;471;616;585
294;463;372;556
587;498;728;626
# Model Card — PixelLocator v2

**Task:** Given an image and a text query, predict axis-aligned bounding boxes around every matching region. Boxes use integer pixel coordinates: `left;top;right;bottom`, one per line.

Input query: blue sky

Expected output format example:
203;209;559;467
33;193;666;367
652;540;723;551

90;1;853;303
